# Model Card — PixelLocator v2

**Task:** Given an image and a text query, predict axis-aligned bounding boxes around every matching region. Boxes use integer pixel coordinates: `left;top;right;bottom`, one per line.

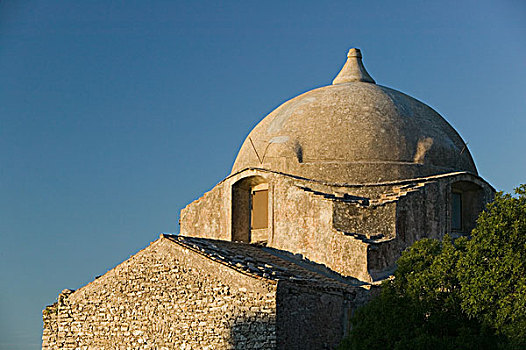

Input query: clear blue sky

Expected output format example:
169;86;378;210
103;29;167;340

1;1;524;348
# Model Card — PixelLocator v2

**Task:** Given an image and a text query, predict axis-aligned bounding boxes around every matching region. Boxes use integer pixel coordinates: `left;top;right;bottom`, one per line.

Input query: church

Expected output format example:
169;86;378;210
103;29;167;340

42;48;494;349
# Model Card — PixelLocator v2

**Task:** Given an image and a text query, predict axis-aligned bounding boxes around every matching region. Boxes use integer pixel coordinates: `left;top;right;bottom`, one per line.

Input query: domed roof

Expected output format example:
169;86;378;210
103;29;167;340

232;48;477;184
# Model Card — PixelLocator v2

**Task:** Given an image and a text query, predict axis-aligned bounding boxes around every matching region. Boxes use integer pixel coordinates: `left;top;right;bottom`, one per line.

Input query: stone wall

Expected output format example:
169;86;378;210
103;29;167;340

276;281;352;350
367;173;495;278
42;237;277;350
180;170;373;281
179;169;495;283
180;182;230;241
271;178;371;281
333;201;396;240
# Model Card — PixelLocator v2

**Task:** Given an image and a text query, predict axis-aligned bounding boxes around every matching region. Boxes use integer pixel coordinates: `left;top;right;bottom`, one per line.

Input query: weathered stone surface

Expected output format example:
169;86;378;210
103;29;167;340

42;238;278;349
181;169;494;282
43;236;366;349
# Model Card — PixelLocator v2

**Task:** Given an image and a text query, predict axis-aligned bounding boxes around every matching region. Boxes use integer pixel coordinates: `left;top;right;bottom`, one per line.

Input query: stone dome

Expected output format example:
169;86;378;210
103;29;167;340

232;48;477;184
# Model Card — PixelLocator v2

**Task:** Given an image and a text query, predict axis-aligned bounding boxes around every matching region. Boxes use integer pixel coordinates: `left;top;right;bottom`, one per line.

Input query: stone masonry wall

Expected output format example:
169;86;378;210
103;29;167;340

271;178;371;281
180;183;230;241
333;201;396;240
179;169;495;283
42;237;277;350
276;281;351;350
180;170;373;281
367;173;495;278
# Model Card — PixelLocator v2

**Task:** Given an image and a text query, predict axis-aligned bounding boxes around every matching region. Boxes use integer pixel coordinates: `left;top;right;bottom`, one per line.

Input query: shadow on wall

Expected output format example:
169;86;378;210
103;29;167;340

262;246;368;287
229;315;276;349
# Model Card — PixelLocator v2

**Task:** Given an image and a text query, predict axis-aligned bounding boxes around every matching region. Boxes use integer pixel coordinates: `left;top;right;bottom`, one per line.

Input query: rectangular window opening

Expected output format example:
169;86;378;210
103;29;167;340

452;192;462;231
251;189;268;230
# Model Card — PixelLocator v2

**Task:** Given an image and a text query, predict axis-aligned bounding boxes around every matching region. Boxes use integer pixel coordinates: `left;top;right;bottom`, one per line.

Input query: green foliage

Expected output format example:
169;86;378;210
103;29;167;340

458;185;526;345
339;185;526;349
340;237;500;350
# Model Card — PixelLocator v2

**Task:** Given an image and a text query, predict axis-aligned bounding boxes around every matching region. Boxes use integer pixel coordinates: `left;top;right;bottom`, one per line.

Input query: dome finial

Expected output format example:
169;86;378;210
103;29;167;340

332;48;375;85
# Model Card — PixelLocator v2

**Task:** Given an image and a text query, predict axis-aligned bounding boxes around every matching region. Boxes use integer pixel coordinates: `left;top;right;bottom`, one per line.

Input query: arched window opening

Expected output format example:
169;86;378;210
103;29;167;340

232;176;269;244
451;181;484;234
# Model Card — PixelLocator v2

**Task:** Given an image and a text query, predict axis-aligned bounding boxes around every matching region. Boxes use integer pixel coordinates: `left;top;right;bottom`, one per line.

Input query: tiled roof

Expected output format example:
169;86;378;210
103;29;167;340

163;234;365;292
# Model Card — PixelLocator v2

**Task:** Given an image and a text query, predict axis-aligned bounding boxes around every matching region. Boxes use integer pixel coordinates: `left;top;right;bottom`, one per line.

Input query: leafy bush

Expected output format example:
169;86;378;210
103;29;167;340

458;185;526;345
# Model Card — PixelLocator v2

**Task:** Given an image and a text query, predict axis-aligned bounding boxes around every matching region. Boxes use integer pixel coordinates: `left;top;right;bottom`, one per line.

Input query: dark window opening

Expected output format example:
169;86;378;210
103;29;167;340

397;209;407;241
451;181;485;235
452;192;462;231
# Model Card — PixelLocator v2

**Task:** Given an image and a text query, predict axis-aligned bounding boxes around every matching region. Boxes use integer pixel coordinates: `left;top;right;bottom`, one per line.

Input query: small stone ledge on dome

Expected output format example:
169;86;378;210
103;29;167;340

338;228;395;245
369;181;430;206
296;185;370;206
